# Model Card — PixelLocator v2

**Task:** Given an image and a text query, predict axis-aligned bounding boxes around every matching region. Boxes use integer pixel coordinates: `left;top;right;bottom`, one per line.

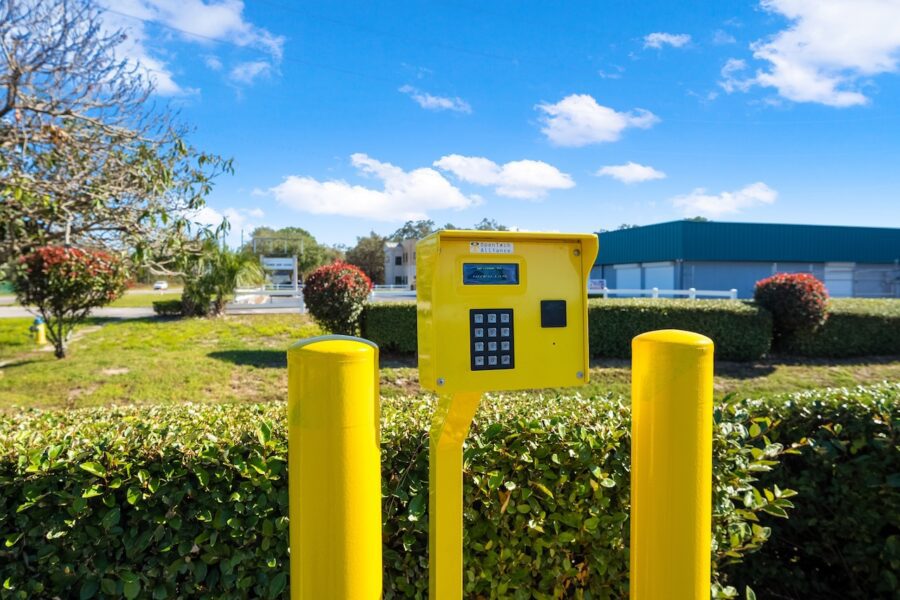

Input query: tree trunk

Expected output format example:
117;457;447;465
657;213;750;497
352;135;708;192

50;318;66;358
212;295;225;316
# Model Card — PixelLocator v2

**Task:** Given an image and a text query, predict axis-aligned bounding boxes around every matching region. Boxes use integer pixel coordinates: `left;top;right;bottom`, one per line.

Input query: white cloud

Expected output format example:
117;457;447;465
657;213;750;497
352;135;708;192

713;29;737;45
270;154;477;221
723;0;900;107
191;206;263;228
596;162;667;184
204;55;223;71
536;94;659;147
644;32;692;49
720;58;752;93
98;0;284;95
598;66;624;79
671;182;777;217
229;61;272;85
188;205;264;246
399;85;471;113
434;154;574;199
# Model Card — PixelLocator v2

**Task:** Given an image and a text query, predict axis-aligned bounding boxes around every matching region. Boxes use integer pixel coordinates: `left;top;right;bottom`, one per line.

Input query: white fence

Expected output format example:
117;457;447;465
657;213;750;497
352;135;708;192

594;287;738;300
372;284;411;291
367;285;738;300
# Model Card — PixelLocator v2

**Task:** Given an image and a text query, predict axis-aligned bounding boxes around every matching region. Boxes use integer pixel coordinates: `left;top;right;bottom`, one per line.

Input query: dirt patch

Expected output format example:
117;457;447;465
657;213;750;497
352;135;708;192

36;325;104;353
66;384;99;408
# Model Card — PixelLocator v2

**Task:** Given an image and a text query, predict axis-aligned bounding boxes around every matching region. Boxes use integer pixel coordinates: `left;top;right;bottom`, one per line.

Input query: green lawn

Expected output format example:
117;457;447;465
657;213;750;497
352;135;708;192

0;314;898;409
108;291;182;307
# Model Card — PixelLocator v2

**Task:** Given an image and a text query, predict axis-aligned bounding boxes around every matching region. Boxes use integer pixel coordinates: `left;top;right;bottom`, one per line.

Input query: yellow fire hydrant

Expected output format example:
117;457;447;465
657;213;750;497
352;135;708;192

30;317;46;346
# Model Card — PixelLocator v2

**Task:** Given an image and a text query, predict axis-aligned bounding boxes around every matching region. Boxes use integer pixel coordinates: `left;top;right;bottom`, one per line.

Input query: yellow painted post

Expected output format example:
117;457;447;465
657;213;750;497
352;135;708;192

287;335;382;600
429;392;482;600
630;329;714;600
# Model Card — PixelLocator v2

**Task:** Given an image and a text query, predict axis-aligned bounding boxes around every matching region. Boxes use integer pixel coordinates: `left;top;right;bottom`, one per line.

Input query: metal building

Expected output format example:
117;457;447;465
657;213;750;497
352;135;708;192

592;221;900;298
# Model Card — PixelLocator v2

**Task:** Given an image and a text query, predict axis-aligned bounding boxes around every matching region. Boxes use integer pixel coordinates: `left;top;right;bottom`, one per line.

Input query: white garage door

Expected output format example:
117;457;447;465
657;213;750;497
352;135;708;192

825;263;854;297
643;262;675;292
615;266;641;290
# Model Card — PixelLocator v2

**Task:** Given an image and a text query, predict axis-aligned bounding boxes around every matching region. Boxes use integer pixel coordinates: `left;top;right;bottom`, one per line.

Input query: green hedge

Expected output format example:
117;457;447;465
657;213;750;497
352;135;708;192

779;298;900;357
362;300;773;361
1;393;796;599
361;302;417;353
151;300;183;317
587;299;772;361
724;382;900;598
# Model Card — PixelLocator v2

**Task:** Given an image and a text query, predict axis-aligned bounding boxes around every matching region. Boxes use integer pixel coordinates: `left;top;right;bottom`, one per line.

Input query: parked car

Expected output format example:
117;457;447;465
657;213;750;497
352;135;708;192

152;281;169;291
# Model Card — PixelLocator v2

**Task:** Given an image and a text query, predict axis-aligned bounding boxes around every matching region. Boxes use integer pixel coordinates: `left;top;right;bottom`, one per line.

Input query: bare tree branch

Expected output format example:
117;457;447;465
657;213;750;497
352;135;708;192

0;0;230;275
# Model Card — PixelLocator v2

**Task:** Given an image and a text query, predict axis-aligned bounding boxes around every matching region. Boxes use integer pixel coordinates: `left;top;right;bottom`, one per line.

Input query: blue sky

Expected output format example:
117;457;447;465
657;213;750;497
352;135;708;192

103;0;900;246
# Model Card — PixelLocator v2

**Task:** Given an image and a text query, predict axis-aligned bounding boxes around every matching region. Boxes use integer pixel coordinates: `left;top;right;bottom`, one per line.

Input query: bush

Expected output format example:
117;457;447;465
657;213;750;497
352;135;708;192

180;282;213;317
0;393;797;599
303;261;372;335
587;299;772;361
361;299;773;361
724;382;900;598
152;299;184;317
754;273;828;343
12;246;128;358
779;298;900;357
361;303;417;353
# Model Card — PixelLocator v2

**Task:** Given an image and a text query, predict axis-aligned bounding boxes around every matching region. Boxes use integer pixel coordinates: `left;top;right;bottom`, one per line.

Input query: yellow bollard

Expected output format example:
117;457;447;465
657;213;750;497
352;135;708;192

630;329;714;600
287;335;382;600
429;392;482;599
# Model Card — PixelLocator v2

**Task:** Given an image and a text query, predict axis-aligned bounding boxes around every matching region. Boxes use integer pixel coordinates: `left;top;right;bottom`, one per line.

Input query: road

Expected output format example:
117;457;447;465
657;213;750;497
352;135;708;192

0;290;414;319
0;305;156;319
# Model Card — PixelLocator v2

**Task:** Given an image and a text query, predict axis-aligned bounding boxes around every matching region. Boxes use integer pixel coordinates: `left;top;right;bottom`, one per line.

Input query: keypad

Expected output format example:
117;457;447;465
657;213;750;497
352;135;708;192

470;308;514;371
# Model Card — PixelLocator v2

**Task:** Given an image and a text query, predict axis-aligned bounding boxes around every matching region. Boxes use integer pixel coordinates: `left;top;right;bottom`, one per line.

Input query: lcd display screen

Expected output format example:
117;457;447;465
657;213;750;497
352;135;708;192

462;263;519;285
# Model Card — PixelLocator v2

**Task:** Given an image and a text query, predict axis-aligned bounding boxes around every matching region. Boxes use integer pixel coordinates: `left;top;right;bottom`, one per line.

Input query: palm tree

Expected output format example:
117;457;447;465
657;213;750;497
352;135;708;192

208;247;264;315
181;241;264;316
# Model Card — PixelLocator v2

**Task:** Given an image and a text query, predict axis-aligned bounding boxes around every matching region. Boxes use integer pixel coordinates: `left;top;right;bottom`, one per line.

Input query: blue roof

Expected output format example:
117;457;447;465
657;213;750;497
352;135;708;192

595;221;900;265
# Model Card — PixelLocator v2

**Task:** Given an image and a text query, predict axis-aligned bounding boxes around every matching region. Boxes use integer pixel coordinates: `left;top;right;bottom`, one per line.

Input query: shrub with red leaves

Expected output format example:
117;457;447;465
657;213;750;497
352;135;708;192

13;246;128;358
754;272;829;343
302;260;373;335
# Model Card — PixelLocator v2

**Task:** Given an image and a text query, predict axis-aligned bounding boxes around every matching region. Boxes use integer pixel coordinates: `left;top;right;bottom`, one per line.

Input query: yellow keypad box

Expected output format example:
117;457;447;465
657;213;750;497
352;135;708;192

416;231;599;394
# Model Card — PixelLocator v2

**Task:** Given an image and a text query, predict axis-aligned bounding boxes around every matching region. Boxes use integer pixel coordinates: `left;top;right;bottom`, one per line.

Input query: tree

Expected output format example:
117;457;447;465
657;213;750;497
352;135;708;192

0;0;230;275
388;220;436;242
685;216;710;222
245;226;334;276
13;246;128;358
181;242;264;317
345;231;386;284
303;261;372;335
473;218;509;231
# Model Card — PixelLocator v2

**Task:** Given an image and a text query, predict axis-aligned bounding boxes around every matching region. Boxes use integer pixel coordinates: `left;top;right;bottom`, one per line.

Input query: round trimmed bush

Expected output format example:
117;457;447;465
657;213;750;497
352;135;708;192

13;245;128;358
754;273;828;342
303;261;372;335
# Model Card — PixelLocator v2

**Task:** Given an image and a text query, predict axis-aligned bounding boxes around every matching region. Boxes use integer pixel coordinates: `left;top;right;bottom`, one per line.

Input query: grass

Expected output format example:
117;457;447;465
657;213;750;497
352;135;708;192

108;291;182;308
0;318;35;360
0;314;897;409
